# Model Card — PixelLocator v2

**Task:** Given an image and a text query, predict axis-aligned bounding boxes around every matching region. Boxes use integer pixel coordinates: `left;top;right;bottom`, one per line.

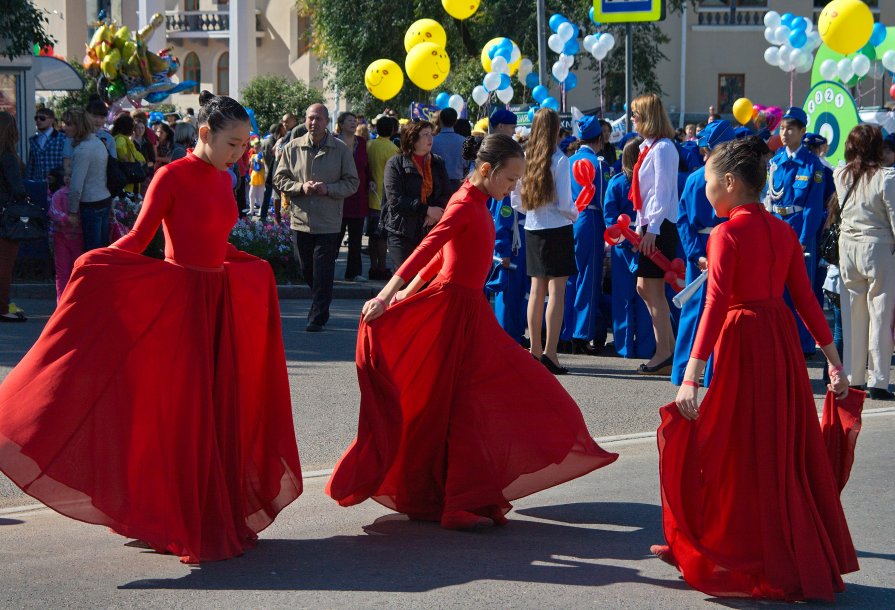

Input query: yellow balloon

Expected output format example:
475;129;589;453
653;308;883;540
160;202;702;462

442;0;480;21
404;19;447;53
732;97;754;126
365;59;404;101
480;37;522;76
405;42;450;91
818;0;874;57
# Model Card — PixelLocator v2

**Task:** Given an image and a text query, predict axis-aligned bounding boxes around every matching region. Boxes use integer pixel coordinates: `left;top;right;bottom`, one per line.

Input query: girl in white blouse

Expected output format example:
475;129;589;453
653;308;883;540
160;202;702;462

629;94;680;375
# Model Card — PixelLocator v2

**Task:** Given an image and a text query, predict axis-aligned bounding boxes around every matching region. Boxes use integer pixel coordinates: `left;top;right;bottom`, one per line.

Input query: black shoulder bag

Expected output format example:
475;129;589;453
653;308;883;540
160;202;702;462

818;179;857;266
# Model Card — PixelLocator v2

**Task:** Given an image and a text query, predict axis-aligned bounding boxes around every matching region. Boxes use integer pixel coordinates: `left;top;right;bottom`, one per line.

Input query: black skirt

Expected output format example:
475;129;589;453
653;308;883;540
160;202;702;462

636;219;680;279
525;225;577;278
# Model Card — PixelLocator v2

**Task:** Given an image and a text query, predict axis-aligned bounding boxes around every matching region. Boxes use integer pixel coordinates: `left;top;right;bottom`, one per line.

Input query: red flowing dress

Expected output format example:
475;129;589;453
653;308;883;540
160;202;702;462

326;181;617;519
0;152;302;563
657;204;858;601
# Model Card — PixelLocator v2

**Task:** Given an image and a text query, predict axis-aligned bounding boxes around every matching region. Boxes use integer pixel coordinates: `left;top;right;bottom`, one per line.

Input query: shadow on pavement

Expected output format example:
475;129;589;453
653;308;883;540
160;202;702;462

704;582;895;608
120;502;685;594
0;518;23;526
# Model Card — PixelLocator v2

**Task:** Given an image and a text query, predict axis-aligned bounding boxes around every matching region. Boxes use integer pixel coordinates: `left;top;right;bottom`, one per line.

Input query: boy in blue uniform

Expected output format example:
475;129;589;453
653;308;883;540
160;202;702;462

485;109;530;346
560;116;611;354
604;136;655;358
803;132;836;306
670;120;735;386
763;107;826;354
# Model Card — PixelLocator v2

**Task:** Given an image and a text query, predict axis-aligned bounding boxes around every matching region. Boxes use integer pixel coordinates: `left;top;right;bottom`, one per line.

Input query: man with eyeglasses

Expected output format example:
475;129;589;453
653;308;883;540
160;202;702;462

26;108;66;181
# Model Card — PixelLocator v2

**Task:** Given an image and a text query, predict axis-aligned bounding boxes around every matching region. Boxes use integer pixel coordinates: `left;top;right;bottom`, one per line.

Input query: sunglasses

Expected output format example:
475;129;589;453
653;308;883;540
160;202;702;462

34;115;49;121
631;111;641;119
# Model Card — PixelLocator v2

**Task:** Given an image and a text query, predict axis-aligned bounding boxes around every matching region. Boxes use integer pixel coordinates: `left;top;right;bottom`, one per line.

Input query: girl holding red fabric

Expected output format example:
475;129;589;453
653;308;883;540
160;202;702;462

0;92;302;563
326;134;617;530
653;137;857;601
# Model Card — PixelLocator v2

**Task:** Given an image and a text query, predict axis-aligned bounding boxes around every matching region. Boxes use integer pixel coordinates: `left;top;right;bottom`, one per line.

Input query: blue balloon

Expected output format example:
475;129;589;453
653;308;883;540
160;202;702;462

870;22;887;47
548;14;568;33
499;74;512;90
528;107;538;122
780;12;794;27
571;24;580;39
542;96;560;111
790;16;807;32
525;73;540;89
495;47;512;61
589;7;595;24
563;73;577;91
562;39;579;55
435;92;451;110
531;85;549;103
789;29;807;49
498;38;513;52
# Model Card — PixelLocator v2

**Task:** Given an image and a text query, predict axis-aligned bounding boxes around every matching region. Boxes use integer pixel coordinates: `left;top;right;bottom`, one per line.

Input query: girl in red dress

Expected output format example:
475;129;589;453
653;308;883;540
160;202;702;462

0;92;302;563
653;137;857;601
325;134;618;530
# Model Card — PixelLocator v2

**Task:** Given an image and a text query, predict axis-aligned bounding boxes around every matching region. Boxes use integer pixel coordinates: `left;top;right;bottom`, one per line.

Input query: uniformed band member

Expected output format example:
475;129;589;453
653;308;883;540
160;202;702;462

803;132;836;307
560;116;611;354
763;106;826;354
486;109;529;345
670;120;735;386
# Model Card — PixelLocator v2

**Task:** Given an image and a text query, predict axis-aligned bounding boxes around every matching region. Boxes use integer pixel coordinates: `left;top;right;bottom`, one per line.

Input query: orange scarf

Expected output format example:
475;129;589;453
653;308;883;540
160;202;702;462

412;154;433;205
628;145;651;212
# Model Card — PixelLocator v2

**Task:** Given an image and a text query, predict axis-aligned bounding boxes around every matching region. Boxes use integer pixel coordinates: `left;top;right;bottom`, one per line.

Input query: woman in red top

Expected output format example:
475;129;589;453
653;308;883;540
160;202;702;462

653;137;857;601
326;134;617;530
0;92;302;563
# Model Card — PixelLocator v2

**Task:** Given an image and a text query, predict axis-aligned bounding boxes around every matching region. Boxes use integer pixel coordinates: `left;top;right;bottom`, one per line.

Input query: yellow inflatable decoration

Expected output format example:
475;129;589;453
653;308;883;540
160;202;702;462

365;59;404;101
442;0;480;21
732;98;754;126
405;42;451;90
404;19;447;53
818;0;874;57
480;38;522;75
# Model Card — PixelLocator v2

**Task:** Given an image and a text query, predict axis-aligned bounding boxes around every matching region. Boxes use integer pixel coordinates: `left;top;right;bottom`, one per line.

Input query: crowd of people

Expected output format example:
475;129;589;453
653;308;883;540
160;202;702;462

0;86;891;602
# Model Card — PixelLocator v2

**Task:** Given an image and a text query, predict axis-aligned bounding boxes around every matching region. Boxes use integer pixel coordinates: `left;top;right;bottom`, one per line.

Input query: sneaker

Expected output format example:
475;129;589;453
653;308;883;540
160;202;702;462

305;323;323;332
345;275;368;282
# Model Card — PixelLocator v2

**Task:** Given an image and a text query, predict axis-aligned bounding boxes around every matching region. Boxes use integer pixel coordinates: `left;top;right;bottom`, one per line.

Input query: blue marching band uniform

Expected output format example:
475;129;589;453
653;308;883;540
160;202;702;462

762;107;826;354
560;143;611;350
486;196;529;345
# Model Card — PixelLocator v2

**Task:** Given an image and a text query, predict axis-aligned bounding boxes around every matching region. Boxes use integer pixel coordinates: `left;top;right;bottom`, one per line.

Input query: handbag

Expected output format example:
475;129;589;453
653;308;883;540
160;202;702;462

818;179;857;266
0;197;47;241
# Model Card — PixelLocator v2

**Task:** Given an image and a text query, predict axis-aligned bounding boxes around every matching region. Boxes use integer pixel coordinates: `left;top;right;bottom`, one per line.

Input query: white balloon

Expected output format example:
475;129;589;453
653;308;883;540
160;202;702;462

764;46;781;67
483;71;501;92
870;61;886;80
804;20;813;34
797;51;815;71
548;33;564;54
491;56;509;74
551;61;569;83
795;60;813;74
763;11;781;29
518;58;533;79
583;34;597;53
780;59;794;73
557;21;575;43
789;47;804;63
510;42;522;64
560;53;574;68
592;46;607;61
806;31;821;50
882;49;895;72
819;59;838;81
764;27;777;45
496;86;514;104
449;94;465;113
778;43;793;58
837;58;854;83
601;33;615;51
471;85;489;106
774;25;791;45
852;54;871;78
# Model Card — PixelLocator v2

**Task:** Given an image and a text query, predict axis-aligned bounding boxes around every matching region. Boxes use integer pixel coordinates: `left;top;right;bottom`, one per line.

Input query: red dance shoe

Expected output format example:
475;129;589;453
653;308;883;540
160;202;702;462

650;544;678;567
440;510;494;530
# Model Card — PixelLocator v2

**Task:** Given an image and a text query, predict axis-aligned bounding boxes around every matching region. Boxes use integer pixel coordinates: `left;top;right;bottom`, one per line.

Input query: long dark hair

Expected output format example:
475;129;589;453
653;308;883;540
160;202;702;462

196;90;249;132
843;124;883;185
0;111;20;156
462;134;524;175
709;136;771;197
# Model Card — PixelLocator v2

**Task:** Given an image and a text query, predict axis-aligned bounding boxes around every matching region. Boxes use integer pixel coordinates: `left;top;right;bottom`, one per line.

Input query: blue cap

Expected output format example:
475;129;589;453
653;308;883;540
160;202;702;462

489;108;517;127
783;106;808;127
733;126;752;139
617;131;640;149
696;120;735;149
559;134;576;154
802;132;827;147
883;133;895;151
578;115;601;140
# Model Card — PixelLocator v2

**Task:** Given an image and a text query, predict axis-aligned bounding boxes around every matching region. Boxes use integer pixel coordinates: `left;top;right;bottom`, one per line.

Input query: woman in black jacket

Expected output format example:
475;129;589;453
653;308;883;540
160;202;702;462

0;111;28;322
382;120;450;267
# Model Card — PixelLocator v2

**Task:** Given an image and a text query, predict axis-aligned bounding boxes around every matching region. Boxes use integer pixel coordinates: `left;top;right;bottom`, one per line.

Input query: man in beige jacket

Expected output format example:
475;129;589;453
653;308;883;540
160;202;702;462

275;104;359;332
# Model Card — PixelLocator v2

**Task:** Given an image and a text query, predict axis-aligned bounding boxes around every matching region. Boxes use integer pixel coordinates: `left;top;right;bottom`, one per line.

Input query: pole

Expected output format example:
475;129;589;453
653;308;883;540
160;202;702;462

536;0;548;91
625;23;633;133
678;5;688;128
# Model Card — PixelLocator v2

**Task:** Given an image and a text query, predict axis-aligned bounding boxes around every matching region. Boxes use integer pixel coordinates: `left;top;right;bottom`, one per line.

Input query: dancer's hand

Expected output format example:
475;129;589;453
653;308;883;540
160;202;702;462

828;370;849;400
500;257;511;268
698;257;708;272
362;297;387;323
675;384;700;421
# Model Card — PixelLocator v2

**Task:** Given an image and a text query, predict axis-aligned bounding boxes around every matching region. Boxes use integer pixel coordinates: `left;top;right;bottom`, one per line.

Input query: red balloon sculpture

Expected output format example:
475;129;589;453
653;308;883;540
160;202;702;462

604;214;686;292
572;158;596;212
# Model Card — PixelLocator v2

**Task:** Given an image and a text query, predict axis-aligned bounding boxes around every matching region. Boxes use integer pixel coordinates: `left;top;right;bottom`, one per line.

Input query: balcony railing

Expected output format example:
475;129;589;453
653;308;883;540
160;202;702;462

696;7;765;27
163;10;262;36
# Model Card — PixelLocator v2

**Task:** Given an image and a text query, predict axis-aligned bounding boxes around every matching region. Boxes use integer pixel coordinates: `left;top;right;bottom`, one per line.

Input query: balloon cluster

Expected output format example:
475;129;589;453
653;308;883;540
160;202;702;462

583;33;616;62
83;14;190;104
731;98;782;132
473;38;522;105
762;11;821;74
815;9;892;88
435;91;466;114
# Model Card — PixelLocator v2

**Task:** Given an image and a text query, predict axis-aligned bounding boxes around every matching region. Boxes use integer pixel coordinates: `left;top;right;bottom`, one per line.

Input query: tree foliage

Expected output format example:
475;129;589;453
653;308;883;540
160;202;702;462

298;0;684;117
47;60;97;116
1;0;55;61
238;75;325;134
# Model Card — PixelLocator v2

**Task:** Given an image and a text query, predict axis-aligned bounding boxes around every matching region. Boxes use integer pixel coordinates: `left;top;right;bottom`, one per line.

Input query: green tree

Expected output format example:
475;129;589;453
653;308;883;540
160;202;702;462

0;0;55;61
239;74;325;135
298;0;687;117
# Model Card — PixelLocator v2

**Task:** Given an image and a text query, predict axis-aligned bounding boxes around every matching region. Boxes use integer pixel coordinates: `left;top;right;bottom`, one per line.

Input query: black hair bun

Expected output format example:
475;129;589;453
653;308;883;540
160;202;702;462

198;90;216;107
462;135;484;161
744;135;770;157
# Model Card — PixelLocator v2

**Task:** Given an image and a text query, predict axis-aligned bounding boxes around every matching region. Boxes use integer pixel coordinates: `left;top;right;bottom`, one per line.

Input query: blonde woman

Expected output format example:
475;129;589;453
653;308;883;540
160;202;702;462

629;94;680;375
511;108;577;374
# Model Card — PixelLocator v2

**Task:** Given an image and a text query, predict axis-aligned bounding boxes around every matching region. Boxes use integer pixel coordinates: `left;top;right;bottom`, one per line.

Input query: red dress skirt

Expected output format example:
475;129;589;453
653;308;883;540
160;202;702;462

0;248;302;563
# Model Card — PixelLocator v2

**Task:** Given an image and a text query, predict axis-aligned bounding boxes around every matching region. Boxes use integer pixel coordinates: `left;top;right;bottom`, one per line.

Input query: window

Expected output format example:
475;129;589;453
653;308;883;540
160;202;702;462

718;74;745;115
297;15;312;57
183;52;200;94
184;0;199;10
217;52;229;96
